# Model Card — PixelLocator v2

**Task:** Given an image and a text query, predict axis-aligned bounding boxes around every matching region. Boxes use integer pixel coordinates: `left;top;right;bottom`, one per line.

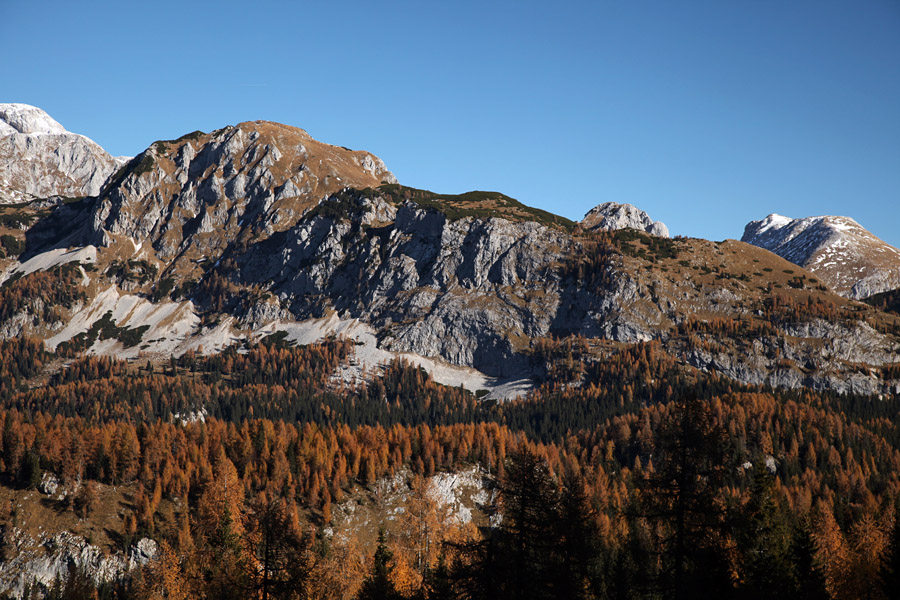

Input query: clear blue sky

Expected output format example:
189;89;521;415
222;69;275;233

3;0;899;246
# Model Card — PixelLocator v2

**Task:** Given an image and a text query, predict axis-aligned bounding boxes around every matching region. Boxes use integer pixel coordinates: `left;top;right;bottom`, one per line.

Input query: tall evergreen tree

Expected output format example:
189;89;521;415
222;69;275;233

356;528;400;600
736;461;795;599
426;553;455;600
244;496;311;600
447;448;565;600
639;396;735;600
495;447;562;600
789;516;830;600
555;466;602;600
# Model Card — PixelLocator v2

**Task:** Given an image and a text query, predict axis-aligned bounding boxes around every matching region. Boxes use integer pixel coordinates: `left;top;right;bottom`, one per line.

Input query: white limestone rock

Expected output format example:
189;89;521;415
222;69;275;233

0;529;157;599
581;202;669;237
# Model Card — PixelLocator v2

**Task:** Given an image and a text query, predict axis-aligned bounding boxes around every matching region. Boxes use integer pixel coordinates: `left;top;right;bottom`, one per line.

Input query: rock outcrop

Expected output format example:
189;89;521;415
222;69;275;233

0;529;156;598
0;104;121;203
742;213;900;299
233;190;570;376
581;202;669;237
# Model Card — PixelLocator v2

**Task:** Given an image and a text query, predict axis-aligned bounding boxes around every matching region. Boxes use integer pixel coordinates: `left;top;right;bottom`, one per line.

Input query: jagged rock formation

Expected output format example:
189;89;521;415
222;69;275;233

0;104;122;203
581;202;669;237
742;214;900;299
234;191;570;376
90;121;395;272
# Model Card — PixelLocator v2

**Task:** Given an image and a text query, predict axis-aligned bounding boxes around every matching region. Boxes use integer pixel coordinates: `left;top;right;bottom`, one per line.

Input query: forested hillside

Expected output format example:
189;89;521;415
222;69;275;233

2;336;900;599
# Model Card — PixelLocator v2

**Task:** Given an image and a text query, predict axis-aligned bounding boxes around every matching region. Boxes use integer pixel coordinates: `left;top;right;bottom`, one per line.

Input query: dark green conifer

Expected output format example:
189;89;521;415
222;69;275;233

356;527;400;600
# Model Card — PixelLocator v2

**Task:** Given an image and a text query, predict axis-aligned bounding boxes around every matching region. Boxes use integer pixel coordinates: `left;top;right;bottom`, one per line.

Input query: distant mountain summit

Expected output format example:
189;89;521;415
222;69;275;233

581;202;669;237
0;103;123;203
742;213;900;299
0;103;68;135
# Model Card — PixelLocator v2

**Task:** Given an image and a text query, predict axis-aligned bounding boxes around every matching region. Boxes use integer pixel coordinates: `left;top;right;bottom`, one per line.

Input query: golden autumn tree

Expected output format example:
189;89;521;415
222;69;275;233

392;474;457;594
241;492;313;600
308;528;369;600
813;501;851;600
133;541;191;600
192;448;248;599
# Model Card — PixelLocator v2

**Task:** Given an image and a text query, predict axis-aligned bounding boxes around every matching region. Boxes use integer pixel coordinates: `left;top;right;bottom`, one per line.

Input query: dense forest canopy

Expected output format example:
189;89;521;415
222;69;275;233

1;336;899;599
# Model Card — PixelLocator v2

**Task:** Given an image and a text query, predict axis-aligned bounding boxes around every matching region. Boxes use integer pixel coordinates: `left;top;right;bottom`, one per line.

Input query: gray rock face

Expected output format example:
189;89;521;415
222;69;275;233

742;213;900;299
0;104;119;203
679;318;900;397
0;104;67;135
0;529;156;599
235;192;571;377
581;202;669;237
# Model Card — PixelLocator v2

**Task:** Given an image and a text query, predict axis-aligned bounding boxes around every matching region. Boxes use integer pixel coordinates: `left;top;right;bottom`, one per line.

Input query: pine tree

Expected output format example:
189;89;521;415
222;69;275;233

554;467;601;600
494;447;562;600
790;516;829;600
736;462;795;599
244;495;311;600
639;396;734;600
356;527;400;600
426;553;455;600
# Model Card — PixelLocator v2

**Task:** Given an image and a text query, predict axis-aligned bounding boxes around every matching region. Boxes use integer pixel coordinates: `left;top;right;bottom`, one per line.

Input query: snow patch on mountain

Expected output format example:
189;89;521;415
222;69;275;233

43;286;200;355
36;282;525;398
254;315;529;399
0;246;98;285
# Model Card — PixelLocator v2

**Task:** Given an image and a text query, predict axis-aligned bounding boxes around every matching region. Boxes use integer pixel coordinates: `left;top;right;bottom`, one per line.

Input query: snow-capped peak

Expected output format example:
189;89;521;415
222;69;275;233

0;103;120;203
742;213;900;299
754;213;794;235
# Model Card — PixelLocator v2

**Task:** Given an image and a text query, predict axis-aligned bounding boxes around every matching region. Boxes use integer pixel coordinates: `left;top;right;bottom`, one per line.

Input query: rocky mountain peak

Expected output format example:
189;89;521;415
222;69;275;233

0;103;119;203
0;103;68;135
91;120;397;275
742;213;900;299
580;202;669;237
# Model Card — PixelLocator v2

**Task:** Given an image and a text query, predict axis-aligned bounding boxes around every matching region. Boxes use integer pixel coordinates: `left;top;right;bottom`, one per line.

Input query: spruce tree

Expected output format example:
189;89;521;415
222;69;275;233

736;461;795;599
555;467;602;600
790;516;829;600
639;396;735;600
356;527;400;600
495;447;562;600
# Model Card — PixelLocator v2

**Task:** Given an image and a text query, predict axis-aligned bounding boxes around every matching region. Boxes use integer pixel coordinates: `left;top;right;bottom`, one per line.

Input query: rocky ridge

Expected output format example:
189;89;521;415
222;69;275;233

0;104;123;204
742;213;900;299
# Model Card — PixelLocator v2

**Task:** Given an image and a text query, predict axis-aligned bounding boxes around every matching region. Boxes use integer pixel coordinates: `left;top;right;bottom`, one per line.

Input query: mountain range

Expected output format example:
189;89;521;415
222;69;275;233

0;104;127;204
1;104;899;398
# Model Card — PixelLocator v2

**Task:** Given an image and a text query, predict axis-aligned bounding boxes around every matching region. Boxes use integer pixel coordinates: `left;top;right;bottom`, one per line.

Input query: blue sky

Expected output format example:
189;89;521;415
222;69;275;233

3;0;899;246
